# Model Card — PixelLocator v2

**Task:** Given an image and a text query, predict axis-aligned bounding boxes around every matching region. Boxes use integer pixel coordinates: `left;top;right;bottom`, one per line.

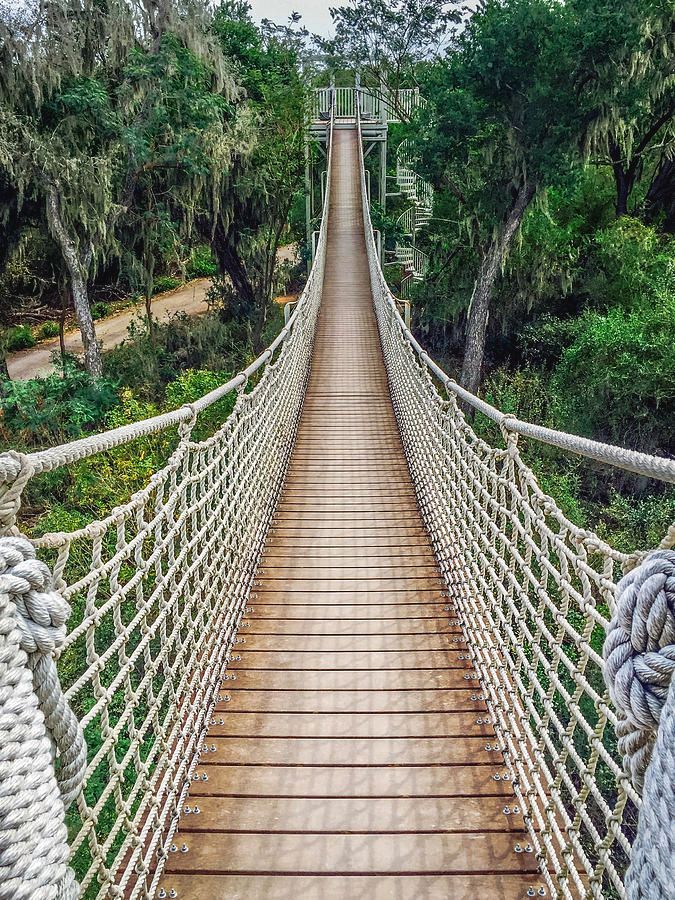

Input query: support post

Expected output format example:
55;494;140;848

305;139;313;264
379;76;388;264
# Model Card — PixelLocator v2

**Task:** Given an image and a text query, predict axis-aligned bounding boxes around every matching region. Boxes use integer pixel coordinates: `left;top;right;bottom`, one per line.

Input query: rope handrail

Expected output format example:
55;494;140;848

1;225;320;481
356;93;675;900
0;93;337;900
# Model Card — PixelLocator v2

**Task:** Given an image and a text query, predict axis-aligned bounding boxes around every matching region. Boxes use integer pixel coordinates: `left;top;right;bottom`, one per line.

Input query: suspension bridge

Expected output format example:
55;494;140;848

1;87;674;900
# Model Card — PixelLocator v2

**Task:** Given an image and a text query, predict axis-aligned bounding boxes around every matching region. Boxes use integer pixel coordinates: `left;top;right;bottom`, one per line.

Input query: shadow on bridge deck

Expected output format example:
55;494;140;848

159;127;543;900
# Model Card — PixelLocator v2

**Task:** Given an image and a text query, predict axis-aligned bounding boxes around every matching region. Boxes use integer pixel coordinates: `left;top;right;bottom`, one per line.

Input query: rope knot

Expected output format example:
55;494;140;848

604;549;675;790
0;536;71;655
0;451;33;532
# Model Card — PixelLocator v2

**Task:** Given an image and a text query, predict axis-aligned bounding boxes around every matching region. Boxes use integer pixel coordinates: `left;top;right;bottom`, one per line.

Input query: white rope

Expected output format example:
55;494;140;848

0;536;82;900
624;677;675;900
603;550;675;899
0;99;336;899
604;551;675;791
355;96;657;899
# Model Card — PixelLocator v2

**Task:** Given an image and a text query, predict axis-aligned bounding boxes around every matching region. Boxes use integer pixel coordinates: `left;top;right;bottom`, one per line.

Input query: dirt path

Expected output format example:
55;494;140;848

8;279;212;380
8;245;300;380
7;279;211;380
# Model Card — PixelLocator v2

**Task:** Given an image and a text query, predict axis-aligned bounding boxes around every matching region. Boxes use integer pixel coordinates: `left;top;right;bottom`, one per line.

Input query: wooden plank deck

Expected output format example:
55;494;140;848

159;126;542;899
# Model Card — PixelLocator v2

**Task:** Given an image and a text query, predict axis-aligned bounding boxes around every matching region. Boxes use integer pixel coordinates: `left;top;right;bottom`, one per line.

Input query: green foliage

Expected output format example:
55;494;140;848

5;324;36;351
90;302;110;320
38;320;61;339
592;218;675;310
152;276;182;295
323;1;458;100
519;315;580;369
103;311;248;400
187;245;218;278
208;2;307;348
552;298;675;453
0;363;119;449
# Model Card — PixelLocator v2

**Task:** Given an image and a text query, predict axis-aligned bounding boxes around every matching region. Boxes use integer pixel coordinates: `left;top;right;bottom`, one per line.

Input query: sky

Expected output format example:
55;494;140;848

248;1;335;37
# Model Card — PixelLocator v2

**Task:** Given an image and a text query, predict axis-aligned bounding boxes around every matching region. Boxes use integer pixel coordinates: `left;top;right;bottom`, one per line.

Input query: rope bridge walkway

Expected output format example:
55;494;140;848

0;92;674;900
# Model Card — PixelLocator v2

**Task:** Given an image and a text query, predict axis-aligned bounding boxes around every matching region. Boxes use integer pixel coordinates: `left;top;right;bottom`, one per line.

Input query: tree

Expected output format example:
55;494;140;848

0;0;237;375
417;0;577;397
205;2;307;350
323;0;459;118
571;0;675;220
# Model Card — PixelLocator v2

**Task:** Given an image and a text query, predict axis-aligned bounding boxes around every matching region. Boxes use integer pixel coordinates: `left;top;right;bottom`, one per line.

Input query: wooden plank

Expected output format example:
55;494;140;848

186;764;513;798
221;669;477;691
242;618;461;635
157;874;547;900
248;591;450;604
256;566;442;579
218;689;485;714
228;651;471;670
238;635;464;652
164;832;539;875
243;604;452;619
253;578;446;593
196;736;501;766
177;797;524;833
207;712;491;739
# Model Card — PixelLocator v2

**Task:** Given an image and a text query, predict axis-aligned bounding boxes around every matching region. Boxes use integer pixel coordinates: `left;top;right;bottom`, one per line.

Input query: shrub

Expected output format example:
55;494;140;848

518;314;580;369
152;275;182;295
186;245;217;279
551;298;675;454
6;325;37;351
38;321;61;340
91;301;111;320
0;362;119;449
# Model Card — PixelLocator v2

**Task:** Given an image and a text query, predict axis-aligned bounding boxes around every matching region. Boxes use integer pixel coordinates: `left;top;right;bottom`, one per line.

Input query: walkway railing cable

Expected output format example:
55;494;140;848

0;84;674;900
356;94;675;900
0;94;336;900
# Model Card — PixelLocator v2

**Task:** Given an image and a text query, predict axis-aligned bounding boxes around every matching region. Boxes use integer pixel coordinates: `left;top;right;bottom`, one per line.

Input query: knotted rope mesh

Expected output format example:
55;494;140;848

354;102;675;899
2;93;675;899
0;112;334;899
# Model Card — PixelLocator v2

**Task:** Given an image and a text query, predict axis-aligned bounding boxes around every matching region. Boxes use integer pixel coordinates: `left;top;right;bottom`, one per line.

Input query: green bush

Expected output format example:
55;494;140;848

38;320;61;339
104;312;248;400
152;275;182;295
552;298;675;454
186;245;217;278
6;325;37;351
518;314;580;369
90;301;111;320
0;362;119;449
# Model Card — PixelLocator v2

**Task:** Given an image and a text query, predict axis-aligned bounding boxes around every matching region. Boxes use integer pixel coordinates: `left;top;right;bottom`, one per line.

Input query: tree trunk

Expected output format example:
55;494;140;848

644;155;675;233
46;189;102;377
59;281;68;371
609;142;637;218
145;258;156;344
460;181;536;399
614;168;631;218
213;224;258;320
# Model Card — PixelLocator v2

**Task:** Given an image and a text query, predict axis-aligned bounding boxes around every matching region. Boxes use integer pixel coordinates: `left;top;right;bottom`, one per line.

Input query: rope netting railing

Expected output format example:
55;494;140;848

0;99;336;900
355;97;675;900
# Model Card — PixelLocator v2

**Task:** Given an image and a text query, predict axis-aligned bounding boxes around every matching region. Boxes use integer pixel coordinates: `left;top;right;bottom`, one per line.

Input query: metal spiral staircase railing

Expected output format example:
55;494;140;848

0;84;674;900
394;139;432;297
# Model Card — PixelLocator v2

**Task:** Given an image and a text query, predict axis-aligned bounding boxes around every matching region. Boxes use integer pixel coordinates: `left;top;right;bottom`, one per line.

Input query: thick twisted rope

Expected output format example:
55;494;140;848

603;550;675;899
0;536;85;899
604;550;675;791
625;676;675;900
